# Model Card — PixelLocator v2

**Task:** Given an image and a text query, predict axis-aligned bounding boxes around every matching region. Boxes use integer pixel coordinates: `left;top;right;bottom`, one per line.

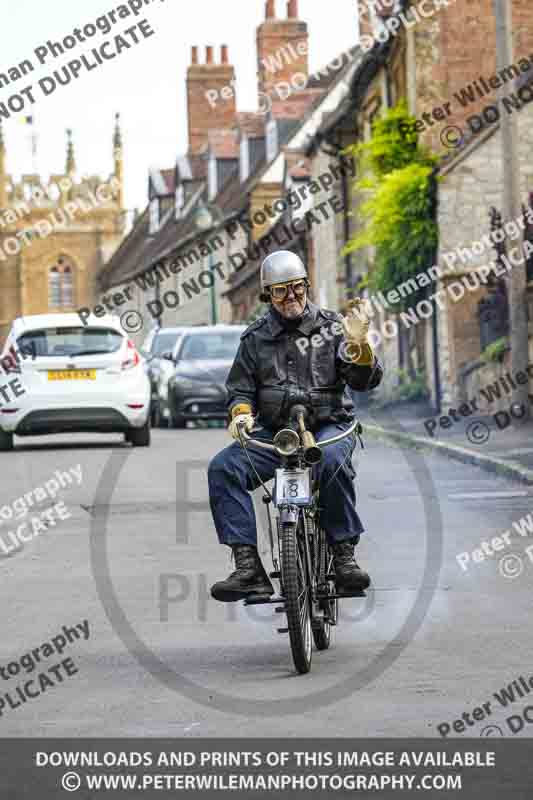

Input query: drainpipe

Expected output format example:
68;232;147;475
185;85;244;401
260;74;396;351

430;169;441;413
341;168;354;300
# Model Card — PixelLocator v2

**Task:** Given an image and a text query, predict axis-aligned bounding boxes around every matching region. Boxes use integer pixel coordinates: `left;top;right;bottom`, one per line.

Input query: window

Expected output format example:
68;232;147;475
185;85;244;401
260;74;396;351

208;156;218;201
152;331;182;357
266;119;278;162
149;197;160;234
17;326;123;358
240;135;250;183
179;331;242;361
48;258;74;309
175;185;185;220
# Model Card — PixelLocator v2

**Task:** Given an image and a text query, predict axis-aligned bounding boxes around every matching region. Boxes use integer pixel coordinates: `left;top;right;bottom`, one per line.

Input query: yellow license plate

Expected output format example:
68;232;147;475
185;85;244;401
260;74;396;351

48;370;96;381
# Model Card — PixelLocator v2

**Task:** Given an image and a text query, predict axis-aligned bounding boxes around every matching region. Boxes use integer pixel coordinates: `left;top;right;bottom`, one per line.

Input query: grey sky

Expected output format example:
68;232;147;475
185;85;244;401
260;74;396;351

1;0;358;218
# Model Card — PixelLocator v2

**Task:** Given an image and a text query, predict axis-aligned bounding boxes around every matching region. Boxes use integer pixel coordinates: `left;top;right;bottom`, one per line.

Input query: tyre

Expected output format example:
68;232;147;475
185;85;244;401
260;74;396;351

169;408;186;429
152;402;168;429
313;533;337;651
126;418;151;447
0;429;13;451
281;516;312;674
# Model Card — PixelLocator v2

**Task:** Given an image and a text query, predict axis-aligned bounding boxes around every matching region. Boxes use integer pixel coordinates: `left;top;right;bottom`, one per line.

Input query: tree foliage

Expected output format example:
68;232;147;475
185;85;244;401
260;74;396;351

343;102;440;310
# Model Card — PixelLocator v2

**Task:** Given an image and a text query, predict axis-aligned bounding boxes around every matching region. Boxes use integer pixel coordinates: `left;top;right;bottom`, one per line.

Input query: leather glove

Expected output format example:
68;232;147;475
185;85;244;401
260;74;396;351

229;409;255;441
340;299;374;365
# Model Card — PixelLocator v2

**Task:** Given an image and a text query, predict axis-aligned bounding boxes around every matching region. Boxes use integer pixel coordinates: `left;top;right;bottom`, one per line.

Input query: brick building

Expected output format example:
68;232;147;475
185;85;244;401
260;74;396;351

99;0;358;333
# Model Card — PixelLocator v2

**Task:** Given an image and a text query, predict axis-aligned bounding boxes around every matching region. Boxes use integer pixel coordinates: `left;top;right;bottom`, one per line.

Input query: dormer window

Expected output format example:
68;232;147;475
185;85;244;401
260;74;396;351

240;135;250;183
149;197;160;234
208;155;218;201
175;184;184;219
266;119;278;162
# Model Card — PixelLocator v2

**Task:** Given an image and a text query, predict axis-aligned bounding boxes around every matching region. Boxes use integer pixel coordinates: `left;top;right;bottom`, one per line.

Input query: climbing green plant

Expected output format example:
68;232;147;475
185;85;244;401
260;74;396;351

480;336;509;364
343;101;440;311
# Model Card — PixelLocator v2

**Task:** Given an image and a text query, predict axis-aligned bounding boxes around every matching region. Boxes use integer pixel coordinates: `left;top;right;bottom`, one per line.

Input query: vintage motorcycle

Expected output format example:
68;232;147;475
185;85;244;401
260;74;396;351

237;402;366;674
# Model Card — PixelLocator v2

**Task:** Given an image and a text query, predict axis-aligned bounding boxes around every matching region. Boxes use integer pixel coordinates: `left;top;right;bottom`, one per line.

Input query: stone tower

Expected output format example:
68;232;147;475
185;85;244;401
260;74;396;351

0;118;126;343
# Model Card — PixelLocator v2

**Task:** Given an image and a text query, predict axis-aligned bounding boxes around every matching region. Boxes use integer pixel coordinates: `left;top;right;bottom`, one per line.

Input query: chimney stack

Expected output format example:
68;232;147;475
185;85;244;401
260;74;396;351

186;44;237;154
256;0;309;106
287;0;298;18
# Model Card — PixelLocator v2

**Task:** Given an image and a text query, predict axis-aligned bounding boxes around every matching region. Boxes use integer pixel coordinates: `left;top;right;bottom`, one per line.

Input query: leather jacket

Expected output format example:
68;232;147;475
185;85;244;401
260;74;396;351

226;302;383;431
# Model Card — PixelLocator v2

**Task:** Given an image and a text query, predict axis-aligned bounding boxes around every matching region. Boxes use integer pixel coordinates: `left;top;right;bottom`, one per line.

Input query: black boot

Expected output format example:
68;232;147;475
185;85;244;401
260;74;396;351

332;539;370;592
211;545;274;602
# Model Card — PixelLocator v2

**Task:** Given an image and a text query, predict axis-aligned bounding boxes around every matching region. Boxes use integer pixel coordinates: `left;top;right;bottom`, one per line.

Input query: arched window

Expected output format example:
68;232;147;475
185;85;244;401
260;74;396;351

48;257;75;309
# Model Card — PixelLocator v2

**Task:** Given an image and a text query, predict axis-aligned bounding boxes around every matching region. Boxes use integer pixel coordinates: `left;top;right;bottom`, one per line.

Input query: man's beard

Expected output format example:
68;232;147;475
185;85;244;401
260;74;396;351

273;293;307;319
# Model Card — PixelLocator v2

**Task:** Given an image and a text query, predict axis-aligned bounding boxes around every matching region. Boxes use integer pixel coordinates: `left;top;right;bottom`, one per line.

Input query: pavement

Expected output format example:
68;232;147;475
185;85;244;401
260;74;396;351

1;425;533;738
367;400;533;484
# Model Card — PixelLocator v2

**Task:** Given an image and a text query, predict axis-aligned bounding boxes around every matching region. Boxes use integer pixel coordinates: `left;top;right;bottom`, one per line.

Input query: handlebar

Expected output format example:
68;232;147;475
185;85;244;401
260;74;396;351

238;416;361;452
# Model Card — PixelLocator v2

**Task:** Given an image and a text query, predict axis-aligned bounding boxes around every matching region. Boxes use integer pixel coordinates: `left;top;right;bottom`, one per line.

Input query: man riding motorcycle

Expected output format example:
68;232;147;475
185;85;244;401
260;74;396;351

208;250;383;602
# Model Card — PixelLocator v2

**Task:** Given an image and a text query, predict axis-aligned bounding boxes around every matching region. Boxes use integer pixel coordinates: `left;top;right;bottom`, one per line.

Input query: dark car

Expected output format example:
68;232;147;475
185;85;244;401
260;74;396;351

166;325;245;428
140;327;188;425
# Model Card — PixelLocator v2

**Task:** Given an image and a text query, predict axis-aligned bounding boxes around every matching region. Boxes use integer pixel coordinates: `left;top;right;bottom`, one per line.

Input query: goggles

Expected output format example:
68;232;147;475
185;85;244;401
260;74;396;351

269;279;307;301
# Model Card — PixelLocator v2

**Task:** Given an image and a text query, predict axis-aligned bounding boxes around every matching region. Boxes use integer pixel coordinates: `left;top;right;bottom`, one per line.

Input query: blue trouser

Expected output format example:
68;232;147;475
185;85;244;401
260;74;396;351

208;421;364;547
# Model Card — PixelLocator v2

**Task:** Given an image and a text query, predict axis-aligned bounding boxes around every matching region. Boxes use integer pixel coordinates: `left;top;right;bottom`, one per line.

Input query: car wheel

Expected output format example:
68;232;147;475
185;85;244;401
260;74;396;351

0;429;14;451
154;401;170;429
169;409;186;429
151;402;162;428
127;418;151;447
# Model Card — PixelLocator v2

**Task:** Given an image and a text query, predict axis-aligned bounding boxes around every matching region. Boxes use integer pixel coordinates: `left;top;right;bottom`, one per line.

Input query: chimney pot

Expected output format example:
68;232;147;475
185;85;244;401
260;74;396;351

266;0;276;19
191;45;198;64
287;0;298;18
221;44;229;64
206;45;214;64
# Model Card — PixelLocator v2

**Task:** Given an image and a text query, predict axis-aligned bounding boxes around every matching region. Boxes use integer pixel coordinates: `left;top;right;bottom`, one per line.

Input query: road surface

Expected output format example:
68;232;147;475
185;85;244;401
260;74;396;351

1;417;531;739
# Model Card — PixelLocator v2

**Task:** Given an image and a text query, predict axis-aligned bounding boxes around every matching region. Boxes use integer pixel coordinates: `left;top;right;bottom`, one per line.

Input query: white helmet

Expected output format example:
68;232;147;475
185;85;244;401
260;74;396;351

260;250;307;292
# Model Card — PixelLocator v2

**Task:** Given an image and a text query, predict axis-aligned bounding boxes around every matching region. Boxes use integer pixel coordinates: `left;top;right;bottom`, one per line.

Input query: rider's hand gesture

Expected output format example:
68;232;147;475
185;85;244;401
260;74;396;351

340;299;373;365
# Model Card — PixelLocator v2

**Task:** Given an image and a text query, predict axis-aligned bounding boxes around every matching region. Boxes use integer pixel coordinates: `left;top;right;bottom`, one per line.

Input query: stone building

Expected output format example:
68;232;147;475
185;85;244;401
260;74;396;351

0;117;125;343
303;0;533;407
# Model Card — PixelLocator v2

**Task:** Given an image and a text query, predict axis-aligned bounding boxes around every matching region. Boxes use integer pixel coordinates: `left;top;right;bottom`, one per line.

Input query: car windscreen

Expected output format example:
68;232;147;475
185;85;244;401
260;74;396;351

179;331;242;361
17;327;124;357
152;332;181;357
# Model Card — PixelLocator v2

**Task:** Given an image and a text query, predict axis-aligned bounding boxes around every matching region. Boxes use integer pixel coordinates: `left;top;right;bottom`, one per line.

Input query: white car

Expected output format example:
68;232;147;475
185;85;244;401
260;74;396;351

0;313;151;451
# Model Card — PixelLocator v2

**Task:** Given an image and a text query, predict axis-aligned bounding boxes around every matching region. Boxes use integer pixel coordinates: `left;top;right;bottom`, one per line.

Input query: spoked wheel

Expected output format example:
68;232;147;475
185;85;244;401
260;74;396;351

281;517;312;674
313;539;338;650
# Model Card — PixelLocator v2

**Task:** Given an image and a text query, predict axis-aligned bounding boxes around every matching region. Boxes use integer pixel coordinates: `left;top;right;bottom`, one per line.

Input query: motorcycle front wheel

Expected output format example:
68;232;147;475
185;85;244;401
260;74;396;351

281;516;312;674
